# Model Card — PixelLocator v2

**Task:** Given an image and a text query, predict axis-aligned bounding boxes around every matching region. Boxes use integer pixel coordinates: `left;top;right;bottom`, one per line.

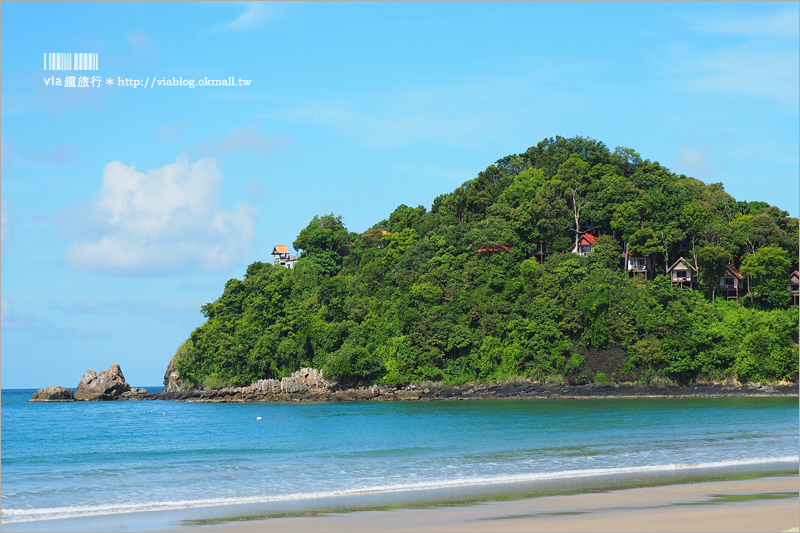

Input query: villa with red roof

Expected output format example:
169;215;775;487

571;234;596;257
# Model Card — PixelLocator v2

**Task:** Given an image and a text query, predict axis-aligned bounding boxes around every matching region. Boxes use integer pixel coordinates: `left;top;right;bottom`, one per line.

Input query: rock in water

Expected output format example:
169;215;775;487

74;364;131;401
30;385;75;402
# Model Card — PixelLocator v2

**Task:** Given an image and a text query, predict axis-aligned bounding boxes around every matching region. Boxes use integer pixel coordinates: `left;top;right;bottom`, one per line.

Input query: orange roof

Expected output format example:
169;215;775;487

381;230;390;235
272;245;290;254
791;270;799;281
477;245;511;253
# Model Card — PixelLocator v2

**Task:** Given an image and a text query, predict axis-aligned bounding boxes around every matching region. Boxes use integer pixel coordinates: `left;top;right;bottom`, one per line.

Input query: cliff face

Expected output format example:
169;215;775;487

163;343;189;392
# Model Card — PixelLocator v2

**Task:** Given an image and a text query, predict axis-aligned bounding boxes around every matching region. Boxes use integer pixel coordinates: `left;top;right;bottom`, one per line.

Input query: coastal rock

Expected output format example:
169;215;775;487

30;385;74;402
280;368;327;394
74;364;131;401
163;343;189;392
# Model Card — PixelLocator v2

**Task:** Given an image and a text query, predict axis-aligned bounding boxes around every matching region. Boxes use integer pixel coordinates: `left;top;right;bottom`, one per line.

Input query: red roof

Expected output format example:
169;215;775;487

477;245;511;253
575;234;596;246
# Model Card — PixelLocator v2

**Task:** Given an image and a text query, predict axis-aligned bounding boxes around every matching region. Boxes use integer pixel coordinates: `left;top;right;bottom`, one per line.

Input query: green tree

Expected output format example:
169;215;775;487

740;245;791;308
697;246;731;303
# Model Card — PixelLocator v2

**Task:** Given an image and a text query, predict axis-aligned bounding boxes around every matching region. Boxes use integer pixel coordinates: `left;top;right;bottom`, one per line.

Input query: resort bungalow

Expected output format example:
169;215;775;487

718;263;743;300
271;245;298;269
667;257;696;290
626;252;652;278
789;270;799;306
572;234;596;257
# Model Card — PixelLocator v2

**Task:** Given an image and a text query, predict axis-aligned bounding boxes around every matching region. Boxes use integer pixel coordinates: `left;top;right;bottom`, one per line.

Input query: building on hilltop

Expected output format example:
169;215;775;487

272;245;298;269
667;257;696;290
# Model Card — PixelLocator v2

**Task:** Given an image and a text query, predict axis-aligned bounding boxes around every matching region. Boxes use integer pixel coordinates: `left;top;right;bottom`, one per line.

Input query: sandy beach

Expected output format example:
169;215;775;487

155;476;798;533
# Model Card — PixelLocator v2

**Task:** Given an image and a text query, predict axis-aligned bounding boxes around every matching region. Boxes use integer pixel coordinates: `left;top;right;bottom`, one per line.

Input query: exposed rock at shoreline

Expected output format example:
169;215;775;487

30;385;74;402
128;369;799;403
74;364;131;401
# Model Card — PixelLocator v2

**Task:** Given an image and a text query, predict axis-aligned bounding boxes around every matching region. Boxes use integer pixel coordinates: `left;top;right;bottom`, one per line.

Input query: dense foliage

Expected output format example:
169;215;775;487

177;137;799;388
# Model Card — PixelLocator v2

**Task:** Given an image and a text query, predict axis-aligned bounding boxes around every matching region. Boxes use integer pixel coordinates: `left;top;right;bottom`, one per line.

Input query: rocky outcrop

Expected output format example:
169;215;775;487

74;364;131;401
30;385;74;402
141;377;799;403
163;343;189;392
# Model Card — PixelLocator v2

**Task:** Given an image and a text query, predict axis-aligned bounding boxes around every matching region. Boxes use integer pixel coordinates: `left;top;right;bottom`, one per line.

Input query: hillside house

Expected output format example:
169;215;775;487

667;257;696;290
626;252;652;277
789;270;799;306
271;245;298;269
719;263;743;300
572;234;596;257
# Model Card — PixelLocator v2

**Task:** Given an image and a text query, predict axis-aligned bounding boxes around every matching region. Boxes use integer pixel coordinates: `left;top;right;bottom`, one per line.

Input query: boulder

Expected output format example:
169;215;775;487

74;364;131;401
30;385;74;402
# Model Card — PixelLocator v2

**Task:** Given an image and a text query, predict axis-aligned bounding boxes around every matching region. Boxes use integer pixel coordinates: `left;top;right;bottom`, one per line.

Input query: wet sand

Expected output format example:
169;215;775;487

158;475;798;533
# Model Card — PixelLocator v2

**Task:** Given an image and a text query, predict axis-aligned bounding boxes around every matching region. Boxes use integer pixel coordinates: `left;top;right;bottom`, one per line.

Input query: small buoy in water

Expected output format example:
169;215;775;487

162;413;166;416
256;417;262;421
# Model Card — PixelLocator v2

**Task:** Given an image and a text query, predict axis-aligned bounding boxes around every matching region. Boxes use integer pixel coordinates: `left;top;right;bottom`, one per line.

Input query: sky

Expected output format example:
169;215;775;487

1;2;798;389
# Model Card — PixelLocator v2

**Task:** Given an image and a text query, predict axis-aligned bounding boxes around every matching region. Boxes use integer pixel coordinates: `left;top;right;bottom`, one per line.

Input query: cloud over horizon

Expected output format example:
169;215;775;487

65;155;257;275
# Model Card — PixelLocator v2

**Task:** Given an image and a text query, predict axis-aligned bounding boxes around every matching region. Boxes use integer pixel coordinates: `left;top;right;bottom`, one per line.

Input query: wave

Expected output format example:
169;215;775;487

3;455;797;524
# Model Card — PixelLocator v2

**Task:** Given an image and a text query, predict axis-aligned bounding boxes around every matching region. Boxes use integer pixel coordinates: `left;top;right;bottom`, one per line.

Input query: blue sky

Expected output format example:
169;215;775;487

2;2;798;389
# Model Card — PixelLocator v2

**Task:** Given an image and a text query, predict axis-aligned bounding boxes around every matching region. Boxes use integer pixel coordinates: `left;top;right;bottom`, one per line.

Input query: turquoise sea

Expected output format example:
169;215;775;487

1;390;798;530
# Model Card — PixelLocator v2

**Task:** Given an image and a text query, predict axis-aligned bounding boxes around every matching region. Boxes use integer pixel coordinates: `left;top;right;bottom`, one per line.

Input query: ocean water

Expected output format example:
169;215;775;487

1;390;798;528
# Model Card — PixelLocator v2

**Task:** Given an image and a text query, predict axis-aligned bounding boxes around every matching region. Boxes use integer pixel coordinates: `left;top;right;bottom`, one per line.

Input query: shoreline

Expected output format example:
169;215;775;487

4;469;797;532
162;475;800;533
140;380;798;403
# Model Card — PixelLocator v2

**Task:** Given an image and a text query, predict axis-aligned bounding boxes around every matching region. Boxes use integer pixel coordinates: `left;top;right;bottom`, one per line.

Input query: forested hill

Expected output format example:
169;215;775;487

175;136;799;389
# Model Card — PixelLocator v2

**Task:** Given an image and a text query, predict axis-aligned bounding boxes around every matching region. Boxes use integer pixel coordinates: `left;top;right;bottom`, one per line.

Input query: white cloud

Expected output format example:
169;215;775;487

665;9;800;109
674;145;709;178
219;2;278;31
688;8;799;39
65;155;257;275
683;46;799;108
192;124;284;157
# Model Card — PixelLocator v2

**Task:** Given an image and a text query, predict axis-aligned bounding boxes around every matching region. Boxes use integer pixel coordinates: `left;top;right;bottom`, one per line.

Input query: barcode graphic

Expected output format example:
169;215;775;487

43;53;98;70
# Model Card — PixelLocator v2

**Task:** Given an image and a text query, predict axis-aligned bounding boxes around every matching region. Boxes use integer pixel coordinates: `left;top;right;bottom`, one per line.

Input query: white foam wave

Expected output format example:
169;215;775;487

2;455;797;524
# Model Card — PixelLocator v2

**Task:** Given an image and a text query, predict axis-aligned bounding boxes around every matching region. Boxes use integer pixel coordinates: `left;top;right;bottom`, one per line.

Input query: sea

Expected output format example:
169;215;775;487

1;389;798;531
